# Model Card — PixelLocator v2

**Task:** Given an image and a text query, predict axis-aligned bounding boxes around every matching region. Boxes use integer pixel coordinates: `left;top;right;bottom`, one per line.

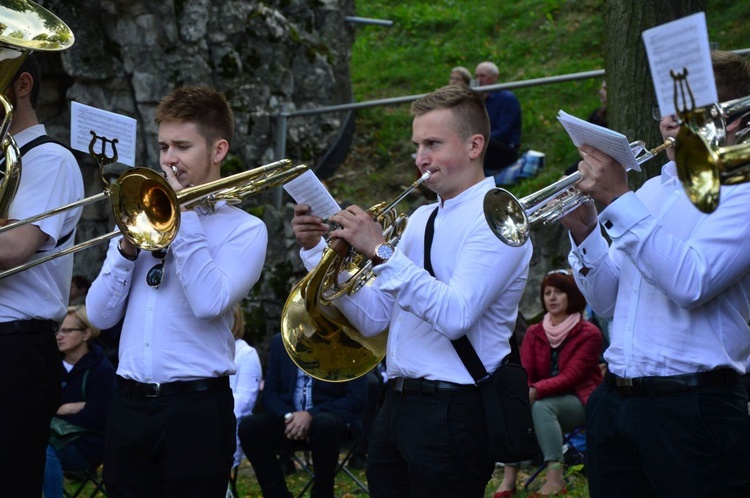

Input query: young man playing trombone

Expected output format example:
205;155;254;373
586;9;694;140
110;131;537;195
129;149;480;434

291;84;533;498
87;86;268;497
561;50;750;497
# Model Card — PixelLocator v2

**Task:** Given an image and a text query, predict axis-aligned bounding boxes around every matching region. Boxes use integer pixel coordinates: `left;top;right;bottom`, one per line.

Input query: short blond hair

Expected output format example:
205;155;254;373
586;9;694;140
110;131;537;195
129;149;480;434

66;305;101;340
231;304;245;340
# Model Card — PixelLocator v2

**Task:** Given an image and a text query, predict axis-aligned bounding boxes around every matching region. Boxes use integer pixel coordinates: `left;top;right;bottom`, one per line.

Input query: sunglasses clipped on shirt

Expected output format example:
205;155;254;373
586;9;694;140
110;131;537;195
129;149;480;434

146;247;169;289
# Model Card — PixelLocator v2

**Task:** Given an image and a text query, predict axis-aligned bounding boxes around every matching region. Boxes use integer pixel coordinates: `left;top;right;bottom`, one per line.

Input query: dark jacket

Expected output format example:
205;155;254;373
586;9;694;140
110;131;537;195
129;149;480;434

520;319;603;406
261;333;367;436
56;344;116;466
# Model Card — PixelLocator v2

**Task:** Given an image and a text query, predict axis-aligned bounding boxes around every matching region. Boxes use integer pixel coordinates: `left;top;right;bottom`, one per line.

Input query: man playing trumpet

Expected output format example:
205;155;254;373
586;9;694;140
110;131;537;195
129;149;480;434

561;50;750;498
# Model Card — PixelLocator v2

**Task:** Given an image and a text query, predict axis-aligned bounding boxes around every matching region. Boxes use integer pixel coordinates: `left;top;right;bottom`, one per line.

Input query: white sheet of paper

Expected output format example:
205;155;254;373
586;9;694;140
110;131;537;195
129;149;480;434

70;101;137;166
642;12;716;118
557;110;640;172
282;169;341;219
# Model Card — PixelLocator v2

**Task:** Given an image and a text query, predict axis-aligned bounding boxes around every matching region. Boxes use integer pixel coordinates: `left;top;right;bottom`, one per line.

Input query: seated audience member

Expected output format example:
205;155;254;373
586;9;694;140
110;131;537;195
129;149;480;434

474;61;522;175
69;275;91;306
238;333;367;498
43;306;116;498
448;66;472;87
229;304;262;468
495;269;603;497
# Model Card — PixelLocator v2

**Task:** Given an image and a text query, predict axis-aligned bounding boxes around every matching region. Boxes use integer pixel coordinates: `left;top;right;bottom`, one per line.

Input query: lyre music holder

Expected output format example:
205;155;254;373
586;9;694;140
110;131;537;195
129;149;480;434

88;130;119;190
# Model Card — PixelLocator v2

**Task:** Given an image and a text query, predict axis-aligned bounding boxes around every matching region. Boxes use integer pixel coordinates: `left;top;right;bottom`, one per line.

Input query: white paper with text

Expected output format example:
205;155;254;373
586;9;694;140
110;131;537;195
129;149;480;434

282;169;341;219
70;101;137;166
557;111;640;171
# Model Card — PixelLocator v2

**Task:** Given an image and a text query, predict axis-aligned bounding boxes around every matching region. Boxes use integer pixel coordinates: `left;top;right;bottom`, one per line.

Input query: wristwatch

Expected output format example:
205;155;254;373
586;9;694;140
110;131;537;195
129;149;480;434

371;243;395;267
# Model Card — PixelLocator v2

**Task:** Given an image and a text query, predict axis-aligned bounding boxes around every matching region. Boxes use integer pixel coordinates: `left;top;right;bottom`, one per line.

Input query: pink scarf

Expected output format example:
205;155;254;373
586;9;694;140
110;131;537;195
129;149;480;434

543;312;581;348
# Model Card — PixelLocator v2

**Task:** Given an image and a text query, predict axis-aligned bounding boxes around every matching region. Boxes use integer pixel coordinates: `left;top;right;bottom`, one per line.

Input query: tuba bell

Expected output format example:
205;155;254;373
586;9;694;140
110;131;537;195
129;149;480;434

0;1;75;222
280;172;430;382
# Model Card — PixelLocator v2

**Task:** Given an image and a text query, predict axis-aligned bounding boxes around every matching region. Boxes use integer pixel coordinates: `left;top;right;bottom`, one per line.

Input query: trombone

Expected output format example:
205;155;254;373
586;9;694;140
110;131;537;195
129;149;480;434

0;160;309;279
672;68;750;213
484;138;675;247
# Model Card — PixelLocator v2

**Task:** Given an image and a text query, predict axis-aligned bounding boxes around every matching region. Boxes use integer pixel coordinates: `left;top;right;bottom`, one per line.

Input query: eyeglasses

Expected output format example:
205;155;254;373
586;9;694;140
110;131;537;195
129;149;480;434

547;269;571;276
56;327;84;336
146;247;169;289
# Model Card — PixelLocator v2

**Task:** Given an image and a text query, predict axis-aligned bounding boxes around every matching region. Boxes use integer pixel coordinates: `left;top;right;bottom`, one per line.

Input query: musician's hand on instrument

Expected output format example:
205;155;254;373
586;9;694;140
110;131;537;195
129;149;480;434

575;145;629;206
329;205;384;259
559;201;598;246
160;163;184;192
292;204;329;250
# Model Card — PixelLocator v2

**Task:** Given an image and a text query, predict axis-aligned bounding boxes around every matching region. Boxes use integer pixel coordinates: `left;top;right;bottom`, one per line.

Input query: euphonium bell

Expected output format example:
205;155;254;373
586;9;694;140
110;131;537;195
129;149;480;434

280;172;430;382
0;0;75;222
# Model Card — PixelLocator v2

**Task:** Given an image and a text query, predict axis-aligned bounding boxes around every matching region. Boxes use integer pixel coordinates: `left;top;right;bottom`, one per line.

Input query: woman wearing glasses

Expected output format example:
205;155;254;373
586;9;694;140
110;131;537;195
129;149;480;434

43;305;116;498
494;269;603;497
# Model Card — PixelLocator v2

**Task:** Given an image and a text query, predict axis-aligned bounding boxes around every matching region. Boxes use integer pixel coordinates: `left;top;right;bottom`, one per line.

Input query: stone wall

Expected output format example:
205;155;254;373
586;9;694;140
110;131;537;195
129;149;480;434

31;0;356;344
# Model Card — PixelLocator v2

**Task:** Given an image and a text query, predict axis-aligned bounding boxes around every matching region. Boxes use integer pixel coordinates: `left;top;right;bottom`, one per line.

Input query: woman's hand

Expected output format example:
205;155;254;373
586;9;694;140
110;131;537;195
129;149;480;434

56;402;85;416
528;386;538;405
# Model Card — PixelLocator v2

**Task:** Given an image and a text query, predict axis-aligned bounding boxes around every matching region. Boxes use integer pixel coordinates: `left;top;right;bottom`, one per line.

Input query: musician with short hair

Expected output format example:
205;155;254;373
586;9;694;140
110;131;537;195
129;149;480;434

86;86;267;497
561;50;750;497
0;54;84;491
291;84;533;497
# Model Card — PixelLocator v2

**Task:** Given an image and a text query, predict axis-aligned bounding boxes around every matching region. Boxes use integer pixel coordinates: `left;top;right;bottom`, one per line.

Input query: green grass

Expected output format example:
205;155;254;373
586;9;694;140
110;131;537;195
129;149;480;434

327;0;750;211
64;459;589;497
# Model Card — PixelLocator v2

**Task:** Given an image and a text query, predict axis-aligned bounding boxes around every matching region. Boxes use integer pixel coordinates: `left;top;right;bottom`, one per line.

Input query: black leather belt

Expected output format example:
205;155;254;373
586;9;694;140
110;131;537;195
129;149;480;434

388;377;478;395
117;376;229;398
0;319;58;336
606;368;740;396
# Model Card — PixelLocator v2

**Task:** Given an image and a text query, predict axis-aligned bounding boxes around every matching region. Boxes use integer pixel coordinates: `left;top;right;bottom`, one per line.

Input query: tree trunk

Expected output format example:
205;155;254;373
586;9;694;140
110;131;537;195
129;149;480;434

604;0;707;189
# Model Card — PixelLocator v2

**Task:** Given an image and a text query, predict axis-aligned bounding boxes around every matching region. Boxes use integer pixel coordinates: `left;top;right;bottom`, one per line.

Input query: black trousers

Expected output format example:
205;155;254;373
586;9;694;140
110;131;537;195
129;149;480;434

0;324;61;497
238;411;350;498
366;388;494;498
103;383;235;498
586;382;750;498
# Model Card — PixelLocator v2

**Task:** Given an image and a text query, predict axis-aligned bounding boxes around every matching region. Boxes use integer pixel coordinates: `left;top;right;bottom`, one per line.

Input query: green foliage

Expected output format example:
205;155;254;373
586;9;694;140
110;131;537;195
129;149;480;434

326;0;749;211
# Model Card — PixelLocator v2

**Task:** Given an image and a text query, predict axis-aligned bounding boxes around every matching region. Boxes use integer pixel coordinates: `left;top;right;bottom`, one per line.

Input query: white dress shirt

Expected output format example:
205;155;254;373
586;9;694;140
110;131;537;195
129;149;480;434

87;202;267;383
300;177;532;384
568;161;750;377
0;124;84;322
230;338;261;467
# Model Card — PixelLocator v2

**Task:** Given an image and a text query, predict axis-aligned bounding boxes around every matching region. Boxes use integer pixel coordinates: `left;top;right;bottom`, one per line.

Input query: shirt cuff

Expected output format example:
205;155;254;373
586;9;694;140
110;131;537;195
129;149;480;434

299;239;326;271
597;191;650;239
568;227;609;272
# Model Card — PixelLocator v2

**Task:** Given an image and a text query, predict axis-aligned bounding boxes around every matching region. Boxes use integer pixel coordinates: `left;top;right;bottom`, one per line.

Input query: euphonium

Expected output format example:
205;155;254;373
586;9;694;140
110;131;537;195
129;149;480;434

280;172;431;382
0;1;75;222
484;138;674;246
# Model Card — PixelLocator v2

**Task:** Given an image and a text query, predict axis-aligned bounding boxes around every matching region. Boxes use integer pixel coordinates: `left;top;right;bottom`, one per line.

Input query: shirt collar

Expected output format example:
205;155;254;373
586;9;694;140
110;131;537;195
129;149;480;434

660;160;676;184
437;177;494;210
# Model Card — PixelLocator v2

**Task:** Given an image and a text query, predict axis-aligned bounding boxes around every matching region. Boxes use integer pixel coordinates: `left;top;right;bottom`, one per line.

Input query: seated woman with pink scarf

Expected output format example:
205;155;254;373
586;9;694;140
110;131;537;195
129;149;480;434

495;269;603;497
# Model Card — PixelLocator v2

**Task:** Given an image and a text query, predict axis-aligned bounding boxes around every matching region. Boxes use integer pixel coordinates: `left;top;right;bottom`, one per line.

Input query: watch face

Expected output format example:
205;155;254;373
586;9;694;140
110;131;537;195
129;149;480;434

376;243;394;260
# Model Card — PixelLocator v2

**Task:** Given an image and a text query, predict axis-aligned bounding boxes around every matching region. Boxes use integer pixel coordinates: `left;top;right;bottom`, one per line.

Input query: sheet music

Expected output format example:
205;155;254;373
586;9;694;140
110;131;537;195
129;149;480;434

70;101;137;166
282;169;341;219
642;12;716;118
557;111;640;172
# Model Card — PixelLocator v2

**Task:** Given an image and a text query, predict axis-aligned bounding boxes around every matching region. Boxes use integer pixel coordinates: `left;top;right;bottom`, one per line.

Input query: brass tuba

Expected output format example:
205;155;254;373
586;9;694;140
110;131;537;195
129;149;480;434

0;1;75;222
280;172;431;382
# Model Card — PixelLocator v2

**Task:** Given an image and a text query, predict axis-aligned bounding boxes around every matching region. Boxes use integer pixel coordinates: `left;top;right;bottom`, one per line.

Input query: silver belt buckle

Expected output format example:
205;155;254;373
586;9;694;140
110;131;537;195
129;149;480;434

145;383;161;397
394;377;405;393
615;377;633;387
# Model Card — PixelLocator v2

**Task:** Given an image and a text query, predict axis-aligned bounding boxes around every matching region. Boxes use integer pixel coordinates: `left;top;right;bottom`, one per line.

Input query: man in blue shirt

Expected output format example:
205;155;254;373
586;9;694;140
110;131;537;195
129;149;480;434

475;61;522;175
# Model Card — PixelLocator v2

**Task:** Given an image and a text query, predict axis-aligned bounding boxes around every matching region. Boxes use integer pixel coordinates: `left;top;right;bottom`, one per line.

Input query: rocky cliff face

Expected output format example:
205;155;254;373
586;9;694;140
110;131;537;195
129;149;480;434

32;0;356;342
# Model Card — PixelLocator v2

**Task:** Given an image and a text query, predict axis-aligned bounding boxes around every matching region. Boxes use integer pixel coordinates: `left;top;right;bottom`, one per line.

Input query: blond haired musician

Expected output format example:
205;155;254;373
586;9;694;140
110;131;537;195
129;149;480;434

292;84;532;498
561;50;750;497
87;86;267;497
0;54;84;492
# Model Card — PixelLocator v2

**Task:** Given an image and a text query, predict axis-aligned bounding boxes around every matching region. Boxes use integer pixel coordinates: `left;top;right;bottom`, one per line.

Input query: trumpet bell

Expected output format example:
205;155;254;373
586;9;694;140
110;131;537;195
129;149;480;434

483;187;529;247
0;1;75;53
109;168;180;251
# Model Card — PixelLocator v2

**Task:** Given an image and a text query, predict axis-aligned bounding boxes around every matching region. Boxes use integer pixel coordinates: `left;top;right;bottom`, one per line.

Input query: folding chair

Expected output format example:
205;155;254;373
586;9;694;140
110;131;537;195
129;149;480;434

523;425;586;491
63;466;107;498
284;437;369;497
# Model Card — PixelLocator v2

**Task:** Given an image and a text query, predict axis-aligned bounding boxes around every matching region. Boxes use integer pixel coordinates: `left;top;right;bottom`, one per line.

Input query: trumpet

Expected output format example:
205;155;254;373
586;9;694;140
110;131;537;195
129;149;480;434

674;88;750;213
0;160;308;279
484;138;675;247
280;172;431;382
